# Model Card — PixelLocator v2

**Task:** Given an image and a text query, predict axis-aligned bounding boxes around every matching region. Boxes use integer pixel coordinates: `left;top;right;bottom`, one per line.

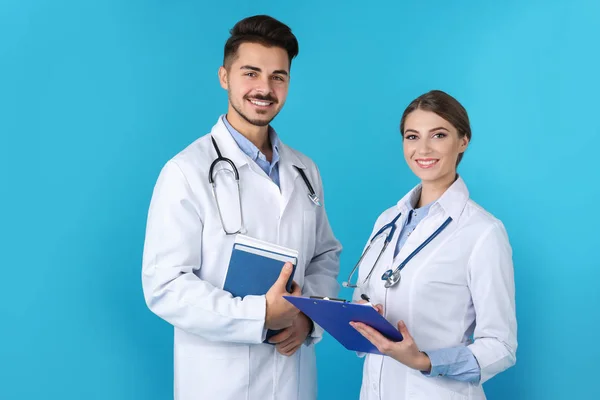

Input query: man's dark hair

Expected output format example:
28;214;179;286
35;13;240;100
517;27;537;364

223;15;299;69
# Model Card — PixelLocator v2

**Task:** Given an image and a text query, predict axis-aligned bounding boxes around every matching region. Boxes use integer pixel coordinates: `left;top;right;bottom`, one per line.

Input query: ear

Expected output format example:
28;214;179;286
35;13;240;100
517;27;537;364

218;66;228;90
459;135;469;153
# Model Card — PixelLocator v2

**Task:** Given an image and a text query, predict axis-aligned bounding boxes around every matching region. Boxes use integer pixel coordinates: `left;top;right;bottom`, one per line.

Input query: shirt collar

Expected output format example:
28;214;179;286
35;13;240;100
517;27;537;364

397;175;470;221
221;115;280;164
412;200;434;214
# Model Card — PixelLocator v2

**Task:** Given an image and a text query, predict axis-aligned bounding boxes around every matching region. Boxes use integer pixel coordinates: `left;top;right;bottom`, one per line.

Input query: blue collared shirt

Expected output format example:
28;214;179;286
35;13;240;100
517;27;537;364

393;201;434;257
393;199;482;383
222;115;281;188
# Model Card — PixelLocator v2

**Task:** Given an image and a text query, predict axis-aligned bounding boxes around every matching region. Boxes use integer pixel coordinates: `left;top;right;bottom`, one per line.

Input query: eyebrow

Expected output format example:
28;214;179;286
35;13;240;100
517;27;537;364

404;126;450;134
240;65;289;76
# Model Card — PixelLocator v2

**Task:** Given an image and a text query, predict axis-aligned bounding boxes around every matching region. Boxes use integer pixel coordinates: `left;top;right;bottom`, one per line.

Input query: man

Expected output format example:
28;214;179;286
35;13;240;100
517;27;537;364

141;15;341;400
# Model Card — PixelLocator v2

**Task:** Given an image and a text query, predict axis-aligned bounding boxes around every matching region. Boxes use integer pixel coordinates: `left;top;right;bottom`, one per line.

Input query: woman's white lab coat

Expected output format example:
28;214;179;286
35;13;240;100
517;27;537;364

141;117;341;400
353;177;517;400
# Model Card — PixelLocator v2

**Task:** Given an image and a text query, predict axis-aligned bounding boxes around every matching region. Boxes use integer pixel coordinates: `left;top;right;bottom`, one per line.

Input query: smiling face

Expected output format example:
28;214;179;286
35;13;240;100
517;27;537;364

218;42;290;127
402;109;469;186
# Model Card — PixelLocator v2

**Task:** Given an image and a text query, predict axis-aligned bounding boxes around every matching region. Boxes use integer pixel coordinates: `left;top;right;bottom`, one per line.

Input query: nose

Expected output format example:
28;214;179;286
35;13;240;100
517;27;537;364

417;138;433;155
254;76;273;94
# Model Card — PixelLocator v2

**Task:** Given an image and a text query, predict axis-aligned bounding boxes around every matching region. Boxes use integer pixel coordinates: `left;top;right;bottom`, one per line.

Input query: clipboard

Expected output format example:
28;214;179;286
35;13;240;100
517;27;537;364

284;296;403;355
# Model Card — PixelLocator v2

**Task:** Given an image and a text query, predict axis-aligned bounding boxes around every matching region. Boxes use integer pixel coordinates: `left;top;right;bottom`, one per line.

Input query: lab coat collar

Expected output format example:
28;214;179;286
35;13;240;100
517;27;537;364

396;186;422;214
277;140;307;170
210;115;306;171
210;115;251;169
396;175;469;222
210;115;308;215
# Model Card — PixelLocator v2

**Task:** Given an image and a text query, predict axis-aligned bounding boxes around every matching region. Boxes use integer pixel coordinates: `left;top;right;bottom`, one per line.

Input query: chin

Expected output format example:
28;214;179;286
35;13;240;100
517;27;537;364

418;171;456;186
249;118;272;126
241;111;276;127
417;175;440;184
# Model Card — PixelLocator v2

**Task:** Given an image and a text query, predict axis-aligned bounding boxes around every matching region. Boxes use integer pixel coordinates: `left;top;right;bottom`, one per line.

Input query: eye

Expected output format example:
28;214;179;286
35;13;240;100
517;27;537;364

244;72;257;77
433;132;447;139
405;134;417;140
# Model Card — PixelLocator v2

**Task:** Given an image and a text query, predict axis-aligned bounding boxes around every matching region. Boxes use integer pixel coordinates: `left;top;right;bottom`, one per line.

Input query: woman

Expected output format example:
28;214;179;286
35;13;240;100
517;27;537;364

349;90;517;399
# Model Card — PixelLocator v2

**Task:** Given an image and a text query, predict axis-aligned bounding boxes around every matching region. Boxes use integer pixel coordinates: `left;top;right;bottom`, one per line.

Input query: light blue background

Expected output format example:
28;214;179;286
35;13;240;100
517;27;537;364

1;0;599;399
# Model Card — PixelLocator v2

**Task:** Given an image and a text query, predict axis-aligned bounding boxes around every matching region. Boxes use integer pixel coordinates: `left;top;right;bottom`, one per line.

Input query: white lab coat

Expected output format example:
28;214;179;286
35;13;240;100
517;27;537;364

141;116;341;400
353;177;517;400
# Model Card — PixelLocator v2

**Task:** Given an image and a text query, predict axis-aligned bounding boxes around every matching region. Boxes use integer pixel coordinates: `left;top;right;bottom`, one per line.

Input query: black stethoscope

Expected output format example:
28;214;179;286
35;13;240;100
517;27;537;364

208;136;321;235
343;211;453;289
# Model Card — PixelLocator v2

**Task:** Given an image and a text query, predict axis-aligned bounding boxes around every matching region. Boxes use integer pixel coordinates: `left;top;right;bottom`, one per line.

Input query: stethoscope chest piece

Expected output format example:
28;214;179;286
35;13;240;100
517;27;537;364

382;269;401;288
308;193;322;207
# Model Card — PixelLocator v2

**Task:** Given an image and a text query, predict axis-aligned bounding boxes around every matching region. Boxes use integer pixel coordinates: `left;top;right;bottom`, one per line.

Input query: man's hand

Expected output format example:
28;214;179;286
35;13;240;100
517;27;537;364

269;313;313;356
265;263;301;330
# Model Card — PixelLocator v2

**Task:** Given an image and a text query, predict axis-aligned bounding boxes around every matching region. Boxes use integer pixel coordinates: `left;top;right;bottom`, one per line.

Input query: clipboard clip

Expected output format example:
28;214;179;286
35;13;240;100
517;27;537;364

309;296;348;303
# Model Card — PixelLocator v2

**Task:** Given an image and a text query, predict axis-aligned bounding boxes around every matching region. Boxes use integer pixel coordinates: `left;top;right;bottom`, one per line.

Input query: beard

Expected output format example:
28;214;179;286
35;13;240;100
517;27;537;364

229;91;281;127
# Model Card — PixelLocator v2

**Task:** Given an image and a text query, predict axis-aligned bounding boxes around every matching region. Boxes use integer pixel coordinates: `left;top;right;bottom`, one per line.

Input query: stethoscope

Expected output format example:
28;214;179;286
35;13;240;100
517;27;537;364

209;136;321;235
342;211;453;289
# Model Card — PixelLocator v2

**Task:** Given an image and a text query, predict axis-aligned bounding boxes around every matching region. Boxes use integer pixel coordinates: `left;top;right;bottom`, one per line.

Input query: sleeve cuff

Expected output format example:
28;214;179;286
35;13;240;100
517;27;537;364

421;350;445;377
420;347;482;384
304;319;323;346
242;294;269;344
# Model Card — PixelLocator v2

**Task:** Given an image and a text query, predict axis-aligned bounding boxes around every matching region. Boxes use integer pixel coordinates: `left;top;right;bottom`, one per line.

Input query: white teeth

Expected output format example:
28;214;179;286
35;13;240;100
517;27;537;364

417;160;437;165
250;99;271;106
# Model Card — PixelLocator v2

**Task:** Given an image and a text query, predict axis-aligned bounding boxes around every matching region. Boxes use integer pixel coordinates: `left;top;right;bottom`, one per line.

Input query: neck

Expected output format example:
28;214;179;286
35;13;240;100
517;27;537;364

417;172;457;208
226;109;272;158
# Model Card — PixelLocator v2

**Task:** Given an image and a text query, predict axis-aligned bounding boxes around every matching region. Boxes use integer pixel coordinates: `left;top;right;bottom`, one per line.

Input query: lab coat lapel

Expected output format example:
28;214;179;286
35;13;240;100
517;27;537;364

277;142;307;215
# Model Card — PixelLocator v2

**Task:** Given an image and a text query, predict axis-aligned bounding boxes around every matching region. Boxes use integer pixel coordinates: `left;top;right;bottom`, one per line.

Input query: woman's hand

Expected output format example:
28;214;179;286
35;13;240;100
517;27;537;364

356;299;384;315
350;319;432;372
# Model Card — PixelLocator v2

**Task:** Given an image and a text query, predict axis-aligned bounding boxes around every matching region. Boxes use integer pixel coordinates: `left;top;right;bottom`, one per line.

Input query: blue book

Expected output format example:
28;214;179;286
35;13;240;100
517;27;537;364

223;235;298;343
283;296;403;355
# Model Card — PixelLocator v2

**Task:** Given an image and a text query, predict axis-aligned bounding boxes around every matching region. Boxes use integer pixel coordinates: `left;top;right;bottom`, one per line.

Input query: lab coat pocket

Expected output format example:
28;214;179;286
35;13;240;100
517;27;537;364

408;370;469;400
414;247;470;308
177;342;250;400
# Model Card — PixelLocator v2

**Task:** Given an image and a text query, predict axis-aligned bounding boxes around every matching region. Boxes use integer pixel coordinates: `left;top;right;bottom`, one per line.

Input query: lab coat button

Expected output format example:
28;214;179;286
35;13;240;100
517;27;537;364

372;383;377;391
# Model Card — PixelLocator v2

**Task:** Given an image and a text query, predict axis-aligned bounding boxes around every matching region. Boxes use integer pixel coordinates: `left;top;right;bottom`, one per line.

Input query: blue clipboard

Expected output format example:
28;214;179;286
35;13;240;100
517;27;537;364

284;296;403;355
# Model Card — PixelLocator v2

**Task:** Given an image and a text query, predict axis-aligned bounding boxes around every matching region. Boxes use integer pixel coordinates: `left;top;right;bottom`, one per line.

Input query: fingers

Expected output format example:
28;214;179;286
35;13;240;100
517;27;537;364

282;342;301;355
268;327;293;344
396;320;412;340
273;318;303;356
350;322;378;341
276;330;299;349
275;263;294;288
356;300;384;315
289;280;301;296
276;346;299;356
350;322;390;353
276;340;301;356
